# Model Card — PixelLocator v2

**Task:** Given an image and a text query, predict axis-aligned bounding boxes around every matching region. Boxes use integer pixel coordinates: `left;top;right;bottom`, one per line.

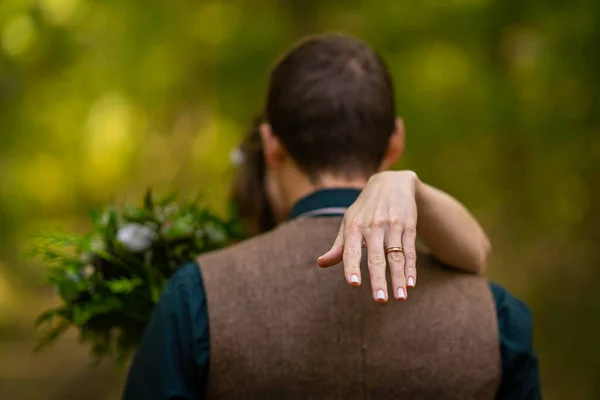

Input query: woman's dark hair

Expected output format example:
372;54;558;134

230;116;277;235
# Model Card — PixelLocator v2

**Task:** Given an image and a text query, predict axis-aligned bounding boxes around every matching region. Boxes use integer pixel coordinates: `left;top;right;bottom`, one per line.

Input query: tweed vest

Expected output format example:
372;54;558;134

197;217;501;399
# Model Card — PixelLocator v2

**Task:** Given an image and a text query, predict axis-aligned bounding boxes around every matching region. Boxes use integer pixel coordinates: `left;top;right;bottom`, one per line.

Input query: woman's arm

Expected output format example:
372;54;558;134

318;170;491;302
415;180;491;275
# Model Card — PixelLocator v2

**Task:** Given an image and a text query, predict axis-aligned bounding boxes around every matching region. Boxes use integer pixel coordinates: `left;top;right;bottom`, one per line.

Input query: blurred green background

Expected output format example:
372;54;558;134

0;0;598;398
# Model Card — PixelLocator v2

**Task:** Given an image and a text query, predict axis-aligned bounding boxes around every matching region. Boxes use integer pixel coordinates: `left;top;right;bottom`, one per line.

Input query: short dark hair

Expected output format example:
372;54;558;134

266;34;396;182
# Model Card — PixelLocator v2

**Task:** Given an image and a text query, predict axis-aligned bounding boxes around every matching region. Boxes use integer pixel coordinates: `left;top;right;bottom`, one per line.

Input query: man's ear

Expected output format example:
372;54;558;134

259;122;286;169
380;117;406;170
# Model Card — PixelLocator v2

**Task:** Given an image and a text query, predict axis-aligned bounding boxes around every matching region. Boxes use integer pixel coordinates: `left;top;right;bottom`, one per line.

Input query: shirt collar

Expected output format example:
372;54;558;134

289;188;362;220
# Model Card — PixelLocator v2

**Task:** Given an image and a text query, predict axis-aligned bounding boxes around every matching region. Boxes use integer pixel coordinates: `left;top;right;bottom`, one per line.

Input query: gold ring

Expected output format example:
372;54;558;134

385;246;404;255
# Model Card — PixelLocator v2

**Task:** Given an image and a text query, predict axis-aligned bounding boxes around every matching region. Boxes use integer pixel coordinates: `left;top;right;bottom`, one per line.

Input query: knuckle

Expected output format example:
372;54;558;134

404;253;417;266
347;218;364;232
368;252;386;266
345;223;359;234
403;226;417;236
388;251;405;261
370;217;386;229
389;215;403;227
404;249;417;261
343;247;361;258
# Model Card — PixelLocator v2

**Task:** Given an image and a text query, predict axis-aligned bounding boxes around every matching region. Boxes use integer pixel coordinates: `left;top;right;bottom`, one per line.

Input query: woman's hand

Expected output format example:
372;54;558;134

318;170;492;303
318;171;420;303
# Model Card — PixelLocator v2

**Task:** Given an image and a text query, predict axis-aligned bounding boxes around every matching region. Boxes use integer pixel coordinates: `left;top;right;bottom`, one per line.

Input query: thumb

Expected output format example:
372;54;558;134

318;228;344;268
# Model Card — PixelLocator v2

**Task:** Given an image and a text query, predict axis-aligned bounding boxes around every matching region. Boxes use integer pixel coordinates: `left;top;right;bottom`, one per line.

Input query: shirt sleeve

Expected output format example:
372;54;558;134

123;262;210;400
490;282;541;400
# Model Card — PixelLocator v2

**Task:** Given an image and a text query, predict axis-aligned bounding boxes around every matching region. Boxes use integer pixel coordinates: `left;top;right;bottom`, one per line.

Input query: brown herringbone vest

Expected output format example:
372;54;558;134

197;217;501;399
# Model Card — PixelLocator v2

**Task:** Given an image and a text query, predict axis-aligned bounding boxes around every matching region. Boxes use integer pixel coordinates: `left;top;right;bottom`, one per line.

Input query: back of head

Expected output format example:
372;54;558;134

266;34;396;182
231;35;400;233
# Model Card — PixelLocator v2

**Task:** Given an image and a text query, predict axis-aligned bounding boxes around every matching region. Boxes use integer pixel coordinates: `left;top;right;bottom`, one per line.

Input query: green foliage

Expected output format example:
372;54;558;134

30;191;246;363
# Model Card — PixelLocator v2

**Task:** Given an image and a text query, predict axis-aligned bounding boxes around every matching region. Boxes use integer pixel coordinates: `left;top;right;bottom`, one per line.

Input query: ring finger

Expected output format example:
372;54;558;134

385;231;407;301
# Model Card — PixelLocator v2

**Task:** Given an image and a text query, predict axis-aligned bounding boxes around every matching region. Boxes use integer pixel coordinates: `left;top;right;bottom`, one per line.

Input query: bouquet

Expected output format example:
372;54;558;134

30;191;244;363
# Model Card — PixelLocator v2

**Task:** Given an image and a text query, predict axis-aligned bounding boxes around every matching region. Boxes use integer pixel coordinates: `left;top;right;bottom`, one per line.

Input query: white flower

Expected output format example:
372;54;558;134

204;222;226;243
80;252;94;264
154;209;165;223
163;204;179;216
100;211;110;225
90;237;105;253
229;147;244;167
81;264;95;278
117;223;155;252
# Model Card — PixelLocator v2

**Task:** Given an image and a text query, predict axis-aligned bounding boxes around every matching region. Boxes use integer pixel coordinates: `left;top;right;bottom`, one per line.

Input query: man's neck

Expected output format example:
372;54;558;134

282;171;368;211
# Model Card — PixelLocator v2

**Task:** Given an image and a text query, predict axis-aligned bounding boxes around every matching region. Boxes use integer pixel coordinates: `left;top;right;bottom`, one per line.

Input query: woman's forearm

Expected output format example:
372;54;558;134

415;180;491;274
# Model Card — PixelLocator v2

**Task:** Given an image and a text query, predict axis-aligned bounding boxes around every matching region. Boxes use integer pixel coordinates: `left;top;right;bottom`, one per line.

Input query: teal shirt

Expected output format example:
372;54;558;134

123;262;210;399
123;189;541;400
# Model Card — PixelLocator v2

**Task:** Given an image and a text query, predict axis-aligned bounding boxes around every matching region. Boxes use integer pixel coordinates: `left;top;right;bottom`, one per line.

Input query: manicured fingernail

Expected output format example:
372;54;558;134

350;274;360;284
408;277;415;287
376;289;385;300
397;288;406;300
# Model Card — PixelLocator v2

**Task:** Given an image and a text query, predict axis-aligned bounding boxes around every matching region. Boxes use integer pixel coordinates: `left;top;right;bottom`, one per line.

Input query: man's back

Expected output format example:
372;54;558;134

199;217;501;399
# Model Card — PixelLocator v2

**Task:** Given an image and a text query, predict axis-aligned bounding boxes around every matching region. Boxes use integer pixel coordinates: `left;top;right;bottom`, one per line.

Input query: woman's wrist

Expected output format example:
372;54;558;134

413;174;429;219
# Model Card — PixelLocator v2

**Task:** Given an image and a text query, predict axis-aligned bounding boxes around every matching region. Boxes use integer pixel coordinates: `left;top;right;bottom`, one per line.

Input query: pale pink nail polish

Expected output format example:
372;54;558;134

408;277;415;287
397;288;406;300
350;274;360;284
376;289;385;300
